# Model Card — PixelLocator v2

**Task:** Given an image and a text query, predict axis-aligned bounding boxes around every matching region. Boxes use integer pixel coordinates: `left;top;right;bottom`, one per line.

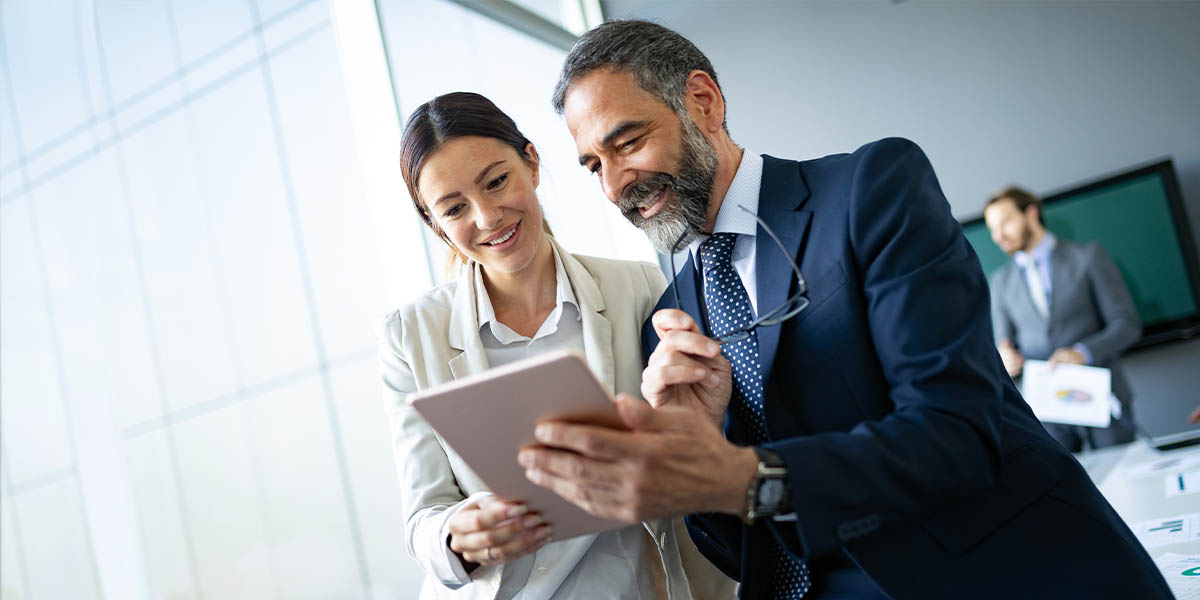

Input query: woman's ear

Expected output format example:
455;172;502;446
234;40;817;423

524;142;540;187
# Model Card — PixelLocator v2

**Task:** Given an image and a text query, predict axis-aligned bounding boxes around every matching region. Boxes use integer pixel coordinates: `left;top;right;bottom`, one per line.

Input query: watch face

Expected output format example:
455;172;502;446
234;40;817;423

759;479;787;511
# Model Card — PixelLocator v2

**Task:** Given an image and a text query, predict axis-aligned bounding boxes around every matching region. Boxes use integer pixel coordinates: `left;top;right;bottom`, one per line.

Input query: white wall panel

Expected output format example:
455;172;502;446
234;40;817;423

246;377;362;597
124;430;198;600
0;198;73;484
173;405;276;598
120;108;241;417
186;68;318;388
13;479;101;599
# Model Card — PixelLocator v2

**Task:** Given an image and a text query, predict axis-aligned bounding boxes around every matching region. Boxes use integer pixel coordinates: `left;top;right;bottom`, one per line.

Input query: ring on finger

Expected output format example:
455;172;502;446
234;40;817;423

486;547;495;562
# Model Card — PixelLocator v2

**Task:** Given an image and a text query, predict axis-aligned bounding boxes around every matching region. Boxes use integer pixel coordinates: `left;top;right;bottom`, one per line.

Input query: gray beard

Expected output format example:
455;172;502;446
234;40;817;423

616;116;718;254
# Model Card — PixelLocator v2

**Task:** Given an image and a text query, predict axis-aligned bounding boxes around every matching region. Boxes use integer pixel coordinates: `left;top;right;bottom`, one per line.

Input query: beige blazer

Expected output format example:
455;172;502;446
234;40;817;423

378;237;736;600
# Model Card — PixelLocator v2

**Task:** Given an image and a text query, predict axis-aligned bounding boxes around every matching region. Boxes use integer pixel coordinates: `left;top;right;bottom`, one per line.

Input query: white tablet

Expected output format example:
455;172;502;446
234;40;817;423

407;349;629;542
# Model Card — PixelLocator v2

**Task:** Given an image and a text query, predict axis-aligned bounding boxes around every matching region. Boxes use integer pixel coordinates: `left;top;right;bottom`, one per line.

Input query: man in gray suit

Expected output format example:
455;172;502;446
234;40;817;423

984;186;1141;451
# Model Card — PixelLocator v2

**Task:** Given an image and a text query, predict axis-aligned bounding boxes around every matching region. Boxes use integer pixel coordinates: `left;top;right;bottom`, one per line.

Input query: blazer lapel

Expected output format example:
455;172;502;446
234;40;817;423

447;263;490;380
1047;242;1071;324
755;155;813;380
1009;259;1049;328
670;253;710;337
557;239;616;394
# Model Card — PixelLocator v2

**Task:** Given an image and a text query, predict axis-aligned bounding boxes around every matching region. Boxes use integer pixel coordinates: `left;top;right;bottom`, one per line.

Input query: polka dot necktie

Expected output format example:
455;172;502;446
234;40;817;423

700;233;812;598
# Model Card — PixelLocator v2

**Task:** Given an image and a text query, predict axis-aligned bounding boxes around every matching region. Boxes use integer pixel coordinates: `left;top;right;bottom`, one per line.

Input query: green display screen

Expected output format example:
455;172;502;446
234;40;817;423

961;172;1199;327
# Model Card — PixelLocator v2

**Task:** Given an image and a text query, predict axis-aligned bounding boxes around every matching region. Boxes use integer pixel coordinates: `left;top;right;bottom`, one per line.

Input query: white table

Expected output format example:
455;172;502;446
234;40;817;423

1076;438;1200;557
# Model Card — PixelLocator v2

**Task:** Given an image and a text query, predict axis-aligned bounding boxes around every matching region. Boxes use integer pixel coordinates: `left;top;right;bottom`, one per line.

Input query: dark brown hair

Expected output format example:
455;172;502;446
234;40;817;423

551;19;727;131
399;92;548;273
986;185;1044;225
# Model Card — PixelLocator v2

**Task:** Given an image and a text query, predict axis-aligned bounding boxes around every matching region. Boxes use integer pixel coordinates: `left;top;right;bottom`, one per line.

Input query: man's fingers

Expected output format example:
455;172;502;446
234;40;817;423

651;308;699;339
615;393;657;430
528;420;639;460
522;456;633;522
642;363;709;404
652;329;722;361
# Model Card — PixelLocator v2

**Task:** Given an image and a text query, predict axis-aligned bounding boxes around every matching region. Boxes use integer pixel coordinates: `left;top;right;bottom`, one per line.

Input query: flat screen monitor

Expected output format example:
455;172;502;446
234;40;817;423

960;159;1200;349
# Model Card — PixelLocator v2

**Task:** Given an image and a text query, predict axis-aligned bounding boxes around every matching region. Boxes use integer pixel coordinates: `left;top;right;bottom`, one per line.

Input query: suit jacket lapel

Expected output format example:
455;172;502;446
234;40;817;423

671;252;745;440
755;155;813;380
1002;263;1038;327
670;253;710;337
557;239;616;394
447;263;490;380
1047;242;1071;324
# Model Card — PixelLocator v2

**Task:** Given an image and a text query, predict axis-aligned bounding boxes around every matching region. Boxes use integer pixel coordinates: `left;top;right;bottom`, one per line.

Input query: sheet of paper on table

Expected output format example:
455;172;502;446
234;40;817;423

1165;469;1200;498
1131;513;1200;548
1153;553;1200;599
1020;360;1111;427
1118;453;1200;481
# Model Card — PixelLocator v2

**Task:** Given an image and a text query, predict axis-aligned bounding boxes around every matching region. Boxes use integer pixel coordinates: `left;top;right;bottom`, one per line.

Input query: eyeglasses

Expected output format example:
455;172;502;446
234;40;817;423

669;204;809;345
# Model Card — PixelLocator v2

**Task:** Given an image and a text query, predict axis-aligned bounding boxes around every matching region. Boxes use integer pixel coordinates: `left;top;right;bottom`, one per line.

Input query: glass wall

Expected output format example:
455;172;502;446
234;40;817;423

378;0;655;278
0;1;646;598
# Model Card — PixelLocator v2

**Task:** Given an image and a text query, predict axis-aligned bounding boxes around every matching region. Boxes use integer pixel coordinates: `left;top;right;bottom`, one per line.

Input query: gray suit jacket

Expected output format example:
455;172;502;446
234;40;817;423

989;238;1141;404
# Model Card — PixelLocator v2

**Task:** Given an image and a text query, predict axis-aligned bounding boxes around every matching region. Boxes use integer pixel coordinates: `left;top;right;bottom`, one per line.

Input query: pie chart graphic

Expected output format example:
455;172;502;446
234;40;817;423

1054;388;1093;404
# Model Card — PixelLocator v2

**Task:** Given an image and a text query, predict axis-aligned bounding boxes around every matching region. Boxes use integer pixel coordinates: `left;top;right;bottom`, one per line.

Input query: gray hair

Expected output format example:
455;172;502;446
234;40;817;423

551;20;727;130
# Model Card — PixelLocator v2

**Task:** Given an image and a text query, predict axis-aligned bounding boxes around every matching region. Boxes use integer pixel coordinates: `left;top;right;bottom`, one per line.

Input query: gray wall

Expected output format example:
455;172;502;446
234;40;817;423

604;0;1200;438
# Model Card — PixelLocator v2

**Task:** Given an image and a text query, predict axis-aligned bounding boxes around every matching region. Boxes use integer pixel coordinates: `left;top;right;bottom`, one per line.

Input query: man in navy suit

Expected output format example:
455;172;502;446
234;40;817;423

518;20;1170;598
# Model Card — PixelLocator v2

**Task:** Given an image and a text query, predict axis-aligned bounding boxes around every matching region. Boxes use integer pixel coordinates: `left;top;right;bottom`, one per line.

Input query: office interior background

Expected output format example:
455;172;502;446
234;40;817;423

1;0;1197;598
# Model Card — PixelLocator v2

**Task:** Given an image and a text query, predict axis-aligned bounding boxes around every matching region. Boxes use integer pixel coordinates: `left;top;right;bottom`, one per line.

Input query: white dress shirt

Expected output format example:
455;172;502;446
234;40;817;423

434;245;660;599
675;149;764;315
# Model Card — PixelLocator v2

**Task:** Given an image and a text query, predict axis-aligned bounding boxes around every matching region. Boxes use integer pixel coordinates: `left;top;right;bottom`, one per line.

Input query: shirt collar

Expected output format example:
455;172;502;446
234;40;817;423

474;243;579;341
676;150;764;271
1014;232;1056;267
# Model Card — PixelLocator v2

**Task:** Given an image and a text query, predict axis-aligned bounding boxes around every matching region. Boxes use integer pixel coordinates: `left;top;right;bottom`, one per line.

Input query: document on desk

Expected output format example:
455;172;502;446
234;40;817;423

1153;553;1200;599
1119;453;1200;480
1131;513;1200;548
1019;360;1111;427
1165;469;1200;497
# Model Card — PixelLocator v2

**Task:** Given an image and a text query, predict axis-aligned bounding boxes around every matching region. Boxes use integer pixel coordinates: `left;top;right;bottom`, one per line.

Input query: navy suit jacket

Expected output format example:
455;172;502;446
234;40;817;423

641;139;1169;599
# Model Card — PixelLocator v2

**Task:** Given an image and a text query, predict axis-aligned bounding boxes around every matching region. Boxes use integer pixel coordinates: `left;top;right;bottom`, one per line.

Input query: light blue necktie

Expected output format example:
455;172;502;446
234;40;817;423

700;233;811;598
1015;253;1050;318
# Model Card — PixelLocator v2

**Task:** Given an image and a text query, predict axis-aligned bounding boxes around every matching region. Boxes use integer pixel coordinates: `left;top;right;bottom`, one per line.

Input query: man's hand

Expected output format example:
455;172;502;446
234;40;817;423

998;339;1024;378
518;394;758;523
1048;346;1087;369
642;309;732;428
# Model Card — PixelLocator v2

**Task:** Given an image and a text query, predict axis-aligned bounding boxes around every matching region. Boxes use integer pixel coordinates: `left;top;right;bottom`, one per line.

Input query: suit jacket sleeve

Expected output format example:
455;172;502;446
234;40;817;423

1075;243;1141;363
766;139;1009;559
989;270;1016;346
377;312;476;589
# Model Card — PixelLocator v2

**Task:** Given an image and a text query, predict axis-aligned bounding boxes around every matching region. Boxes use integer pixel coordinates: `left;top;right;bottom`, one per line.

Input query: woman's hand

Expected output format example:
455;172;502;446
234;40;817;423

447;496;552;569
642;309;732;429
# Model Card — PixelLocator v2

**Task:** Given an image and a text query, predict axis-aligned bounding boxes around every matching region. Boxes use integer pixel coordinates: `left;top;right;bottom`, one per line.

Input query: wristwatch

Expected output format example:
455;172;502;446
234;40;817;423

742;447;790;524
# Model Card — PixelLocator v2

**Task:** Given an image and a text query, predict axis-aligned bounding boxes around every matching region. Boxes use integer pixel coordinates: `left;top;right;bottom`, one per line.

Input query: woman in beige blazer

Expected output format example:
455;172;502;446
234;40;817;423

378;92;734;599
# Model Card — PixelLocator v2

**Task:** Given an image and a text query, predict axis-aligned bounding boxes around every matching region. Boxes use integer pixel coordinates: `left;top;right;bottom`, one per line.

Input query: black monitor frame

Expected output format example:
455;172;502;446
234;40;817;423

961;158;1200;350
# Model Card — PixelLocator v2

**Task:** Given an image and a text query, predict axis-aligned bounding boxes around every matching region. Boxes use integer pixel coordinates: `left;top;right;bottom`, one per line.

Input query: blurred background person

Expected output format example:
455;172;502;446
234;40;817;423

984;186;1141;451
